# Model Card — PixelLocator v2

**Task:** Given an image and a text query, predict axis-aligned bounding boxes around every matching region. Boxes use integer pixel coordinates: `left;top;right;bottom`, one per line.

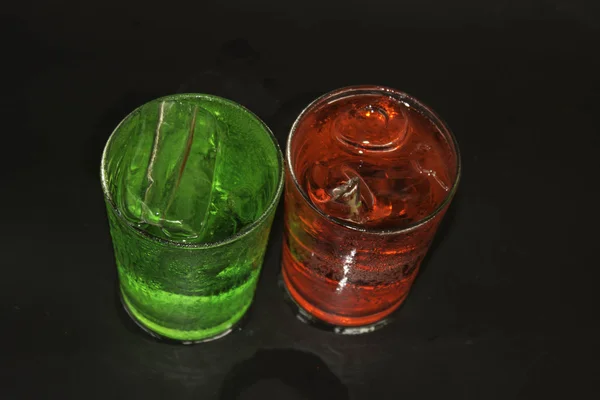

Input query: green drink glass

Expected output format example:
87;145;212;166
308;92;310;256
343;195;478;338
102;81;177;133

101;93;283;343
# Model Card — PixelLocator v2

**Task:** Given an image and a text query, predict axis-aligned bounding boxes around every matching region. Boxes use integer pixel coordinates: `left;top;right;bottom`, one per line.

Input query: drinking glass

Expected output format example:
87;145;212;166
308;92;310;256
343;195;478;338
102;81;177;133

101;93;284;343
281;85;460;333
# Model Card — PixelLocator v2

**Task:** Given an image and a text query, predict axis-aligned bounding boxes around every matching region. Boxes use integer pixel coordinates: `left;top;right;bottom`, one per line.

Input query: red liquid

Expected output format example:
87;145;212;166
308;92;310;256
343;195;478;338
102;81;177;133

282;88;458;327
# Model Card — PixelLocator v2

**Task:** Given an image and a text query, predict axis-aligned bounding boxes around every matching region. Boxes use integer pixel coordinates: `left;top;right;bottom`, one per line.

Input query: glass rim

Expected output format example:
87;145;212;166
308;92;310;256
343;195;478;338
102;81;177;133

286;85;462;235
100;92;285;249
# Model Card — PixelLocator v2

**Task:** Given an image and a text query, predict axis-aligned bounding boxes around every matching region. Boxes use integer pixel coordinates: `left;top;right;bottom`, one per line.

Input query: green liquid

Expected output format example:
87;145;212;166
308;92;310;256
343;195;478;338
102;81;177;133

102;94;282;341
120;268;258;341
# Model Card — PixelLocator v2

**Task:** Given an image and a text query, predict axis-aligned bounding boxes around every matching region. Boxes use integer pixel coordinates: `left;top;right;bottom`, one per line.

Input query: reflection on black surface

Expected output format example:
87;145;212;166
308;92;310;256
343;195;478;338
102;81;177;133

219;348;349;400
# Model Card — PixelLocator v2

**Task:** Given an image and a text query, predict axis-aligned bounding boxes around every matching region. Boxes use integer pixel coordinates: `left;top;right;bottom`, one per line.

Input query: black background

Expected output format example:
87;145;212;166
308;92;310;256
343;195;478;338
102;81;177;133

2;1;599;398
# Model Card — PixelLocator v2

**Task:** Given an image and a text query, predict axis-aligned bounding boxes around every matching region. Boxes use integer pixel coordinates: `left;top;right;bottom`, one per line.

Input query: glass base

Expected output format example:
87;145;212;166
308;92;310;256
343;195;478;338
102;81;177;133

278;274;400;335
119;289;246;344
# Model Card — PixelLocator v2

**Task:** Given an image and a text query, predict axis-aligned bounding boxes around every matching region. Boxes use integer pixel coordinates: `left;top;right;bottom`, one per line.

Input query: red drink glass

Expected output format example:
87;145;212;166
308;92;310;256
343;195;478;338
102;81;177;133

281;86;461;333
